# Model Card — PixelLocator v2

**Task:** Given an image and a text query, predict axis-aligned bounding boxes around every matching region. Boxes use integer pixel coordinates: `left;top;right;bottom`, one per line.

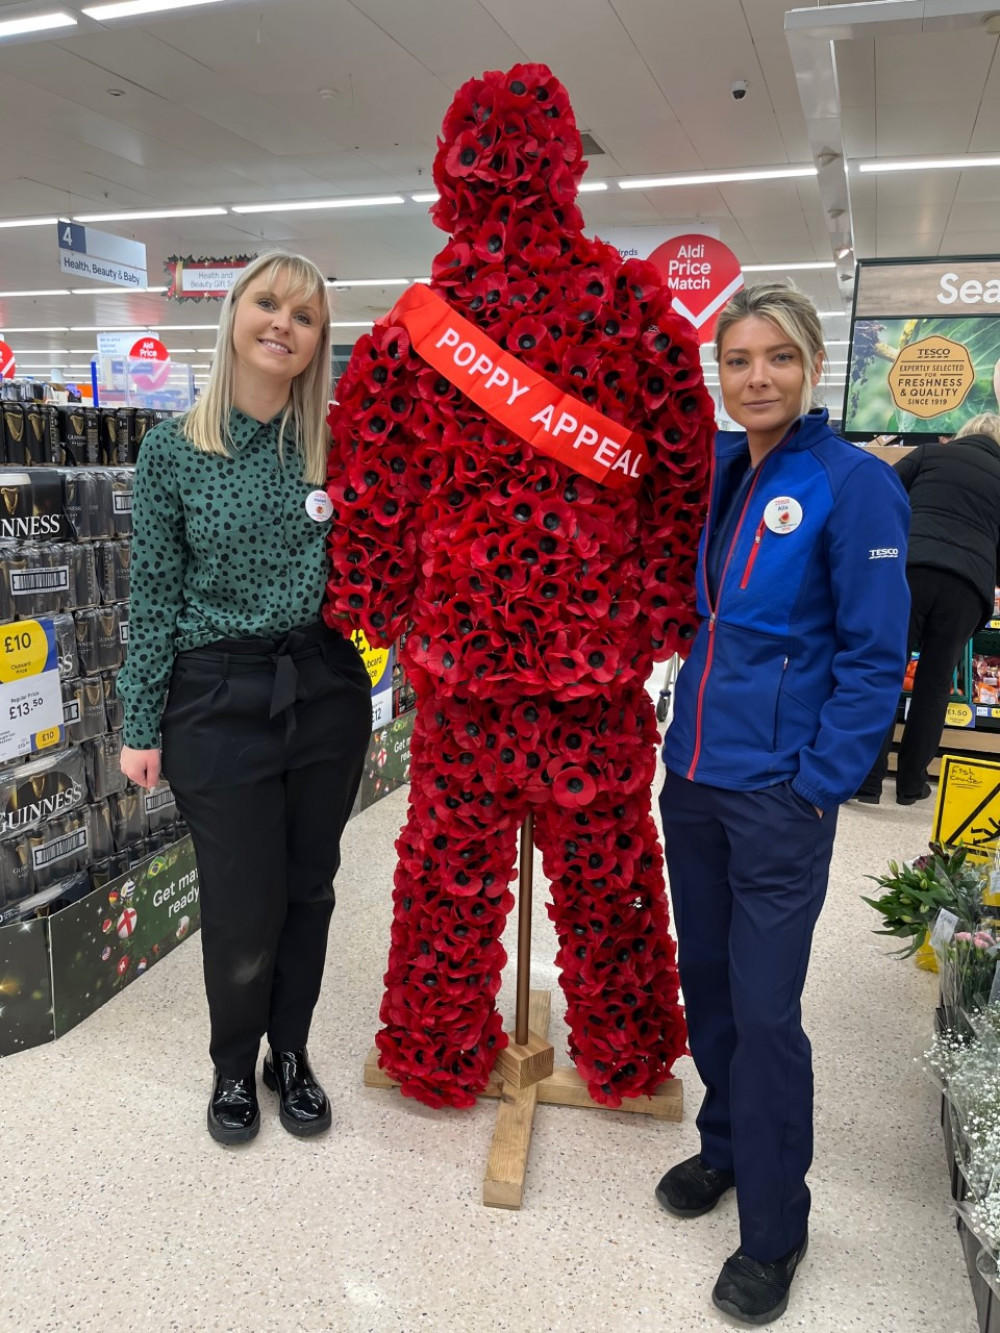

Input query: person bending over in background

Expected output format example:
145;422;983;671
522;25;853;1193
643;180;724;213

856;412;1000;806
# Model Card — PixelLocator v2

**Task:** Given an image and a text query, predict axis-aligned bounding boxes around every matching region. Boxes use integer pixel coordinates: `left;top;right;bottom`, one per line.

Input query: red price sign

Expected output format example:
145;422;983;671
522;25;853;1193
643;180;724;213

128;336;171;392
646;234;745;345
129;336;168;362
0;340;15;380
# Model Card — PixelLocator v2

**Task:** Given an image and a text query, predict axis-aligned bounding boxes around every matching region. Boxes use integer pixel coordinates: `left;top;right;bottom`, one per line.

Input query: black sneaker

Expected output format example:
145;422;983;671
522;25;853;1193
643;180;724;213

852;790;880;805
712;1231;808;1325
655;1153;735;1218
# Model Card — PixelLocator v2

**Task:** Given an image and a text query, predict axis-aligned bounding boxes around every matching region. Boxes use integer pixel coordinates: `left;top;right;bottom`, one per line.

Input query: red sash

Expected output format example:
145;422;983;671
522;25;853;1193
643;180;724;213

386;284;648;490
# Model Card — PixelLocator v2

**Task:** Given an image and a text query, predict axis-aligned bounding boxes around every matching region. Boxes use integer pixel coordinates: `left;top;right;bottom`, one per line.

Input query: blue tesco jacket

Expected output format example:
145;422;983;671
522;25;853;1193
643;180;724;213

663;410;910;810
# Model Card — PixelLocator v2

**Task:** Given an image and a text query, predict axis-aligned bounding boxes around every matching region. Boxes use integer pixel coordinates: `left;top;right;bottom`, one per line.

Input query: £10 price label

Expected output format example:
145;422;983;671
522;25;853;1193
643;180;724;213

0;621;50;683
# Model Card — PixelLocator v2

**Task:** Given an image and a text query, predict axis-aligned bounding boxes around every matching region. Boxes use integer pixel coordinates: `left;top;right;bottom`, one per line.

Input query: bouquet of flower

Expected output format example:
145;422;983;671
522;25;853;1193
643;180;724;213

863;843;985;958
939;928;1000;1018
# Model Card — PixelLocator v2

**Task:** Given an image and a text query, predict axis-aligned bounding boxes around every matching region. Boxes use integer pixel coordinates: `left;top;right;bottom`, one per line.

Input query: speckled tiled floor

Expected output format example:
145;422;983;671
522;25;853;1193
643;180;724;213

0;755;975;1333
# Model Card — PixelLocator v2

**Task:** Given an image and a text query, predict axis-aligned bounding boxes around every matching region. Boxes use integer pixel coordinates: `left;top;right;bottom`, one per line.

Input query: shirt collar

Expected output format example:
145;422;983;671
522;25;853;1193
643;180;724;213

227;408;283;450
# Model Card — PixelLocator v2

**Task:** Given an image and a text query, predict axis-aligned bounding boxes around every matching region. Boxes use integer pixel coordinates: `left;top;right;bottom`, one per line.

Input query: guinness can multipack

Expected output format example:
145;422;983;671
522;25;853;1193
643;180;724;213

110;470;133;538
23;405;48;467
62;676;107;744
0;870;92;925
0;468;68;542
28;810;90;891
109;789;146;851
96;541;130;604
90;853;128;890
2;543;73;616
144;782;177;834
61;469;114;543
86;799;114;861
53;611;79;680
83;731;127;802
133;410;155;461
0;836;34;906
112;409;136;467
0;747;87;841
3;404;26;466
102;672;124;731
75;605;123;675
69;543;101;609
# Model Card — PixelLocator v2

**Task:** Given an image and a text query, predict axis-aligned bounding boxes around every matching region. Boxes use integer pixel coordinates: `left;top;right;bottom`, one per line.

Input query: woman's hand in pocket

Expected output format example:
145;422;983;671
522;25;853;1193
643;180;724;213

121;746;161;790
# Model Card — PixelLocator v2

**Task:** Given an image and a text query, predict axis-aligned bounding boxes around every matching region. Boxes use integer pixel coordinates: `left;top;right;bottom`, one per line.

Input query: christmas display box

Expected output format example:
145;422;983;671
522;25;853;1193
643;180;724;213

358;710;414;814
0;834;200;1056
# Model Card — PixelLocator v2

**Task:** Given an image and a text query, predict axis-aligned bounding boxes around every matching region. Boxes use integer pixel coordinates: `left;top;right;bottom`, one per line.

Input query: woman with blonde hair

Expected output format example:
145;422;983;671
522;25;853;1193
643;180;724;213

657;284;909;1323
857;410;1000;804
119;251;372;1144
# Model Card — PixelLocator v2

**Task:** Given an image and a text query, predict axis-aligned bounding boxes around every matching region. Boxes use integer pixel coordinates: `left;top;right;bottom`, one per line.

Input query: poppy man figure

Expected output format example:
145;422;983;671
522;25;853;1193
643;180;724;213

657;284;910;1324
324;63;714;1111
119;251;372;1145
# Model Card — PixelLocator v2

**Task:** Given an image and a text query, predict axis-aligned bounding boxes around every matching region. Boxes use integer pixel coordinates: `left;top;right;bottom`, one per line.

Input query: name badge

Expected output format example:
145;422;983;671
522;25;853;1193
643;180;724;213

305;489;333;523
763;496;803;535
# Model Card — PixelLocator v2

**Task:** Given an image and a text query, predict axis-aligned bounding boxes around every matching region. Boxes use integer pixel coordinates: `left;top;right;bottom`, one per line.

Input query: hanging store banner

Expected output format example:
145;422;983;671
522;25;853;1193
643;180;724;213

164;255;255;301
57;220;148;290
844;255;1000;437
0;340;15;380
598;225;735;345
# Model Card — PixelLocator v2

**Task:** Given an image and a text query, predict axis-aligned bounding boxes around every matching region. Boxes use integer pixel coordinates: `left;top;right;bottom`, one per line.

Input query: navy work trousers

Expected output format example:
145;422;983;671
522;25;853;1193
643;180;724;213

659;768;839;1262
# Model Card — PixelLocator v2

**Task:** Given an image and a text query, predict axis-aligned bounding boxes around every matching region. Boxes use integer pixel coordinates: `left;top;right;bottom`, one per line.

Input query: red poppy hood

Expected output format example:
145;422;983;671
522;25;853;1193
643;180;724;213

432;63;586;232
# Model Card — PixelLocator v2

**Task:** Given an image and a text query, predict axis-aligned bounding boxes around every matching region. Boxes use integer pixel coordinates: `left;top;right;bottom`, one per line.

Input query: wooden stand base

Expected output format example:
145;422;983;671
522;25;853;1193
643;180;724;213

363;987;684;1210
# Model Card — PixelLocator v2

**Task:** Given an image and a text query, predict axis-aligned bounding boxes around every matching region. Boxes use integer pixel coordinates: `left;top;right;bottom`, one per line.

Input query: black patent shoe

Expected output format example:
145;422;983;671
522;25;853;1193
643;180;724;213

655;1153;736;1217
262;1047;332;1137
712;1231;808;1325
207;1071;260;1145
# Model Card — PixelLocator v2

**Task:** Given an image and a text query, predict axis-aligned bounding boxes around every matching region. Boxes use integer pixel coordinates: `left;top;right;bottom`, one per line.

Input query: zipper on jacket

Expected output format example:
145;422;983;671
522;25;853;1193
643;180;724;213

686;424;798;783
772;655;788;750
739;520;767;590
686;468;767;780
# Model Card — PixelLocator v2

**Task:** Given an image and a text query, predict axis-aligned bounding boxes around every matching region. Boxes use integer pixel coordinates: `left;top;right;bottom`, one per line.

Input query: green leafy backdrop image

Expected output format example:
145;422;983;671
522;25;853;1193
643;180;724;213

845;317;1000;435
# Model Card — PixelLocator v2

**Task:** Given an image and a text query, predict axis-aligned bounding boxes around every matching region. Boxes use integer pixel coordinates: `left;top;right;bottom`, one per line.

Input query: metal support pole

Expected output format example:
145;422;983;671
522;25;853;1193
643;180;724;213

515;811;534;1046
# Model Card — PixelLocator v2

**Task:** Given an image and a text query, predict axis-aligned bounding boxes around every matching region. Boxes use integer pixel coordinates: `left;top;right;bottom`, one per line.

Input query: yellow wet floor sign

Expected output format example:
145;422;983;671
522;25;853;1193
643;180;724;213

931;755;1000;863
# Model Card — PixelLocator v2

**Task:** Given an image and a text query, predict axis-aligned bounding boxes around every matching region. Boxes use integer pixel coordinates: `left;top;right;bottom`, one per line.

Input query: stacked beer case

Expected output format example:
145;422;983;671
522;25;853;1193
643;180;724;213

0;404;199;1057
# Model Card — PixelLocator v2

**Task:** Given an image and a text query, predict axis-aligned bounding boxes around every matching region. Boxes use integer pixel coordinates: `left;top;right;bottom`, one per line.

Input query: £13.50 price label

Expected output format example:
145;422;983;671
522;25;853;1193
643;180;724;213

0;618;64;762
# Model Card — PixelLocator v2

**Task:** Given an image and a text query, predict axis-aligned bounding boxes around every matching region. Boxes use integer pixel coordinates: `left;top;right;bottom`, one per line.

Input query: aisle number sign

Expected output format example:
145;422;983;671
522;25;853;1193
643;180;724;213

349;628;393;731
932;755;1000;864
56;220;148;290
0;619;64;762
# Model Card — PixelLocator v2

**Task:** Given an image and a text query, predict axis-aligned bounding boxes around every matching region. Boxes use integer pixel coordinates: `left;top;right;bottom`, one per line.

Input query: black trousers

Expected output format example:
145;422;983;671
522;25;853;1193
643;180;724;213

860;568;983;799
160;621;372;1076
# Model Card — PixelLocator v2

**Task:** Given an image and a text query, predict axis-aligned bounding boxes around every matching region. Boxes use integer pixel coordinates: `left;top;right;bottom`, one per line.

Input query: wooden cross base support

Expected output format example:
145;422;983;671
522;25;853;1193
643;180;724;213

363;987;684;1211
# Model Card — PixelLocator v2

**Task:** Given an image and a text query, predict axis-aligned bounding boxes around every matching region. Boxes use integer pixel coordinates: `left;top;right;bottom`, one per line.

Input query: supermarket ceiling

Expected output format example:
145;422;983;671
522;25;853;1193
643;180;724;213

0;0;999;393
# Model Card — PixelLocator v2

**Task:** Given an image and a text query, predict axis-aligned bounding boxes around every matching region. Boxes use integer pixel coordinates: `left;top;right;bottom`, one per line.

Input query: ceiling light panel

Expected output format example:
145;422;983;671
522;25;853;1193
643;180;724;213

82;0;225;18
231;196;405;215
620;166;817;190
0;12;76;39
73;207;227;221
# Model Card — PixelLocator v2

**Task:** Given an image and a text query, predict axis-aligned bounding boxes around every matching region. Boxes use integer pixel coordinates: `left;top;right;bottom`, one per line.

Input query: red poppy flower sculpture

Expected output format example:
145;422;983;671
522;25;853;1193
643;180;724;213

325;63;714;1110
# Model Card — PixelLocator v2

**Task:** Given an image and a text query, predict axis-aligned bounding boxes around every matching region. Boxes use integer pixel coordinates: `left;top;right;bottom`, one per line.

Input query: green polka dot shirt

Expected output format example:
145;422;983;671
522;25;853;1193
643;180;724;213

118;410;331;748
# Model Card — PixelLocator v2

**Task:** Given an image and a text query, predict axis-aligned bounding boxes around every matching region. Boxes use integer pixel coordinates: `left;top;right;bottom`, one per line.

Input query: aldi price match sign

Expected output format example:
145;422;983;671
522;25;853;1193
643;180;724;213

0;618;64;763
844;255;1000;437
